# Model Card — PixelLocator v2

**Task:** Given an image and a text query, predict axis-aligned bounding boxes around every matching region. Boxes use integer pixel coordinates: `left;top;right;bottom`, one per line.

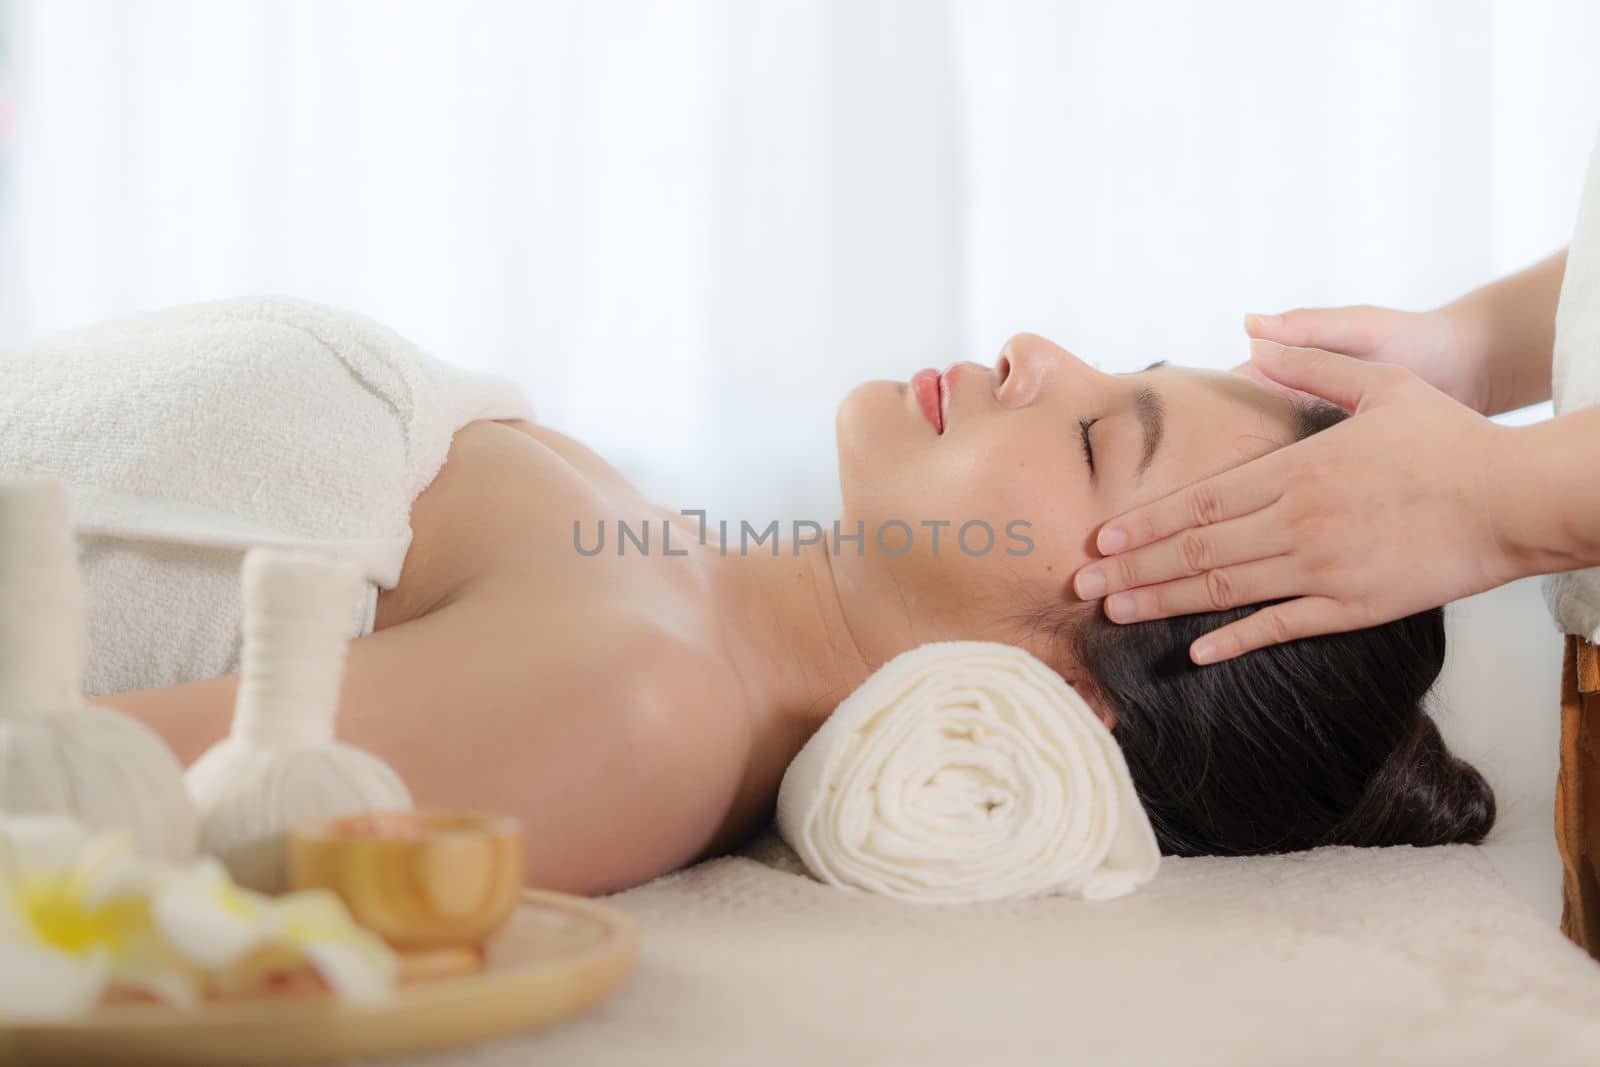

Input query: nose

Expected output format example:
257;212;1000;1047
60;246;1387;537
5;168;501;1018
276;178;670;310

994;332;1092;408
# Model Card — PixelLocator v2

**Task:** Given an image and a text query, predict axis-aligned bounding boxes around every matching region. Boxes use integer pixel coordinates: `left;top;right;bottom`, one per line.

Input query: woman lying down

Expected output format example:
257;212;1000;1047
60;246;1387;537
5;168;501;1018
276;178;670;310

10;298;1494;896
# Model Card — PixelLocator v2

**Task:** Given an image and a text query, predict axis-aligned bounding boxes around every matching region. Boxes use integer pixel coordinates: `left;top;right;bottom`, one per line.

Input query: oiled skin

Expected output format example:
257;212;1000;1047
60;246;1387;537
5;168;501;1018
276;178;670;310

98;419;789;896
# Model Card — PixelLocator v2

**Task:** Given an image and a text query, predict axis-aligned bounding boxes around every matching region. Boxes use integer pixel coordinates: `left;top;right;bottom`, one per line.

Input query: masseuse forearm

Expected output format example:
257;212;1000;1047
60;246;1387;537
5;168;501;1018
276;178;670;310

1496;402;1600;579
1444;249;1566;415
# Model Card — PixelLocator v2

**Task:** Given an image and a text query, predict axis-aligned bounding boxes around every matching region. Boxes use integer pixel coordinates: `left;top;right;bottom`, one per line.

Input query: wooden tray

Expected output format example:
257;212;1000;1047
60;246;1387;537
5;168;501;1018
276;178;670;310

1;889;640;1067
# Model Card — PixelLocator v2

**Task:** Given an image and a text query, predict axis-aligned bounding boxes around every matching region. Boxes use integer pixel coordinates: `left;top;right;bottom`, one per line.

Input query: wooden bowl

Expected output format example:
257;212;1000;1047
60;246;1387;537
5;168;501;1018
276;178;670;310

288;810;524;959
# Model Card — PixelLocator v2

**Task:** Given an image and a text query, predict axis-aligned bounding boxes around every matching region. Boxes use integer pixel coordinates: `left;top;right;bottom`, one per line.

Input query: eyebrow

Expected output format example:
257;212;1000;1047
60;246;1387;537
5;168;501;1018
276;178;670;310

1134;384;1165;479
1111;360;1168;479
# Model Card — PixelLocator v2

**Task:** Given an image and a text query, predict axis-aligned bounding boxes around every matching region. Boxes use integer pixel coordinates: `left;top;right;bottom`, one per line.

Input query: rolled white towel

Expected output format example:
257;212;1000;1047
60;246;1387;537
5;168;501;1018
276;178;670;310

776;641;1160;904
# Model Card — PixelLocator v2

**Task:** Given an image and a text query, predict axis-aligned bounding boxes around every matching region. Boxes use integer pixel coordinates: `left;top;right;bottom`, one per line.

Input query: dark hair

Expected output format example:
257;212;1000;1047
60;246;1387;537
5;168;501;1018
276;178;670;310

1044;402;1494;856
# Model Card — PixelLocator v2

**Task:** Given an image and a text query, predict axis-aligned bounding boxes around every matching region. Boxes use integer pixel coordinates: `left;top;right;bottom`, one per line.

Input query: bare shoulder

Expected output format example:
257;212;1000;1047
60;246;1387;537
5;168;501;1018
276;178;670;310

445;582;754;786
375;420;531;628
584;619;751;752
335;591;757;893
377;418;608;630
522;610;760;880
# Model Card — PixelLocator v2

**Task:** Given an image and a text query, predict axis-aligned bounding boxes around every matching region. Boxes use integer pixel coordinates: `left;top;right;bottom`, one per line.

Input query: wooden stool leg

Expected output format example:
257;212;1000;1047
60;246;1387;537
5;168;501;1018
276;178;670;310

1558;635;1600;961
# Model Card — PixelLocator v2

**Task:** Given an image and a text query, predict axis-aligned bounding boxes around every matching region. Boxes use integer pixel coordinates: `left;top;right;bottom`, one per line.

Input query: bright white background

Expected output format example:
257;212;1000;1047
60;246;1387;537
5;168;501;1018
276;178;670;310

3;0;1598;921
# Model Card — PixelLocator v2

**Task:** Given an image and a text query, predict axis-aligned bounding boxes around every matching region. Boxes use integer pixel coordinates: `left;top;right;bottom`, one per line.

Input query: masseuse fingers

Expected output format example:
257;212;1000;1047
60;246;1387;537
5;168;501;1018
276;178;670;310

1093;452;1287;557
1074;507;1292;601
1244;305;1385;356
1095;556;1300;625
1247;338;1413;413
1229;356;1323;408
1186;595;1347;665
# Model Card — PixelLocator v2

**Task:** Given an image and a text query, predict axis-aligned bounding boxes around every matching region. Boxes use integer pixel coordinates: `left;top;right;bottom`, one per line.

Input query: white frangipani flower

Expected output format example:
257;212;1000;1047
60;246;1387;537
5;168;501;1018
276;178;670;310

1;816;397;1020
263;890;397;1004
0;815;197;1021
148;857;280;973
151;857;396;1004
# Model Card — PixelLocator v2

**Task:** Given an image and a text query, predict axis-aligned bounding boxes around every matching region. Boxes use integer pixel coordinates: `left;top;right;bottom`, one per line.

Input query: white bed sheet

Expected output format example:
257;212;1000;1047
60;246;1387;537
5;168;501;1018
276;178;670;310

374;830;1600;1067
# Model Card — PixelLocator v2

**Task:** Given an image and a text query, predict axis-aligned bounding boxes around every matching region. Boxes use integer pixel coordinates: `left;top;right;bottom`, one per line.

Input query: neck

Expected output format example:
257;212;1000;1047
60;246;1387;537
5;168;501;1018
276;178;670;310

696;526;879;747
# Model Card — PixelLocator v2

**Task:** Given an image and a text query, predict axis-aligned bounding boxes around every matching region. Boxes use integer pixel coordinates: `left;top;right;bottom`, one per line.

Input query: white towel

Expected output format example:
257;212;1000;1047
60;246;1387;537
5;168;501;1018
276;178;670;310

0;296;535;697
776;641;1160;904
531;837;1600;1067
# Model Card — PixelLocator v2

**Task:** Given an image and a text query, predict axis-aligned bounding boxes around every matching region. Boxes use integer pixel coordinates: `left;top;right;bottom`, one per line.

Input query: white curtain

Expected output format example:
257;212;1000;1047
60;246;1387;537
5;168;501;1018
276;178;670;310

8;0;1598;519
4;0;1599;919
0;0;969;519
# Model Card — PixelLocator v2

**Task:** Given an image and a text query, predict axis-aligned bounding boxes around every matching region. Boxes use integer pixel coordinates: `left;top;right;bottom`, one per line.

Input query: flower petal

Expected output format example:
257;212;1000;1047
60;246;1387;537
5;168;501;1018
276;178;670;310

109;934;201;1011
71;830;148;908
150;859;276;971
275;892;396;1004
0;940;109;1021
1;815;92;879
295;938;396;1005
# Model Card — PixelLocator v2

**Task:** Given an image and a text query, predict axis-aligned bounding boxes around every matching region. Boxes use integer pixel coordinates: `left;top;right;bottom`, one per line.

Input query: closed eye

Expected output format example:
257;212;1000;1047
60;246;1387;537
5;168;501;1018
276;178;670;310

1078;418;1098;477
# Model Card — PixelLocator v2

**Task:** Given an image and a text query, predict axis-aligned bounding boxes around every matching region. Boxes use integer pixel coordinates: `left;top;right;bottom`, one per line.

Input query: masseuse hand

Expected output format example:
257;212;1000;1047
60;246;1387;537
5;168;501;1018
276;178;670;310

1071;341;1519;664
1240;305;1490;412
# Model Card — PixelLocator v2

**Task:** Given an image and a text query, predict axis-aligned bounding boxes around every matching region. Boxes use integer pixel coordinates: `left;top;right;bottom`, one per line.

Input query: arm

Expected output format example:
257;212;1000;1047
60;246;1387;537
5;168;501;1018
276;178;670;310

98;590;750;896
1443;249;1566;415
1496;402;1600;579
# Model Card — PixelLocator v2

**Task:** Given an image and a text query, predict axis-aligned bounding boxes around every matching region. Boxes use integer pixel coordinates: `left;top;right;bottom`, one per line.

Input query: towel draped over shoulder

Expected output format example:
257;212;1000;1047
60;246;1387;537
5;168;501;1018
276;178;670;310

0;296;534;697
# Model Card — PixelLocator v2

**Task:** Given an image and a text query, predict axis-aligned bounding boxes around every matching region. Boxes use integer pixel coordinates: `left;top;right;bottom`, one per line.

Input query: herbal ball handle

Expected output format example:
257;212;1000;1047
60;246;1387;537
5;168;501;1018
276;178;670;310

0;478;87;717
232;547;366;749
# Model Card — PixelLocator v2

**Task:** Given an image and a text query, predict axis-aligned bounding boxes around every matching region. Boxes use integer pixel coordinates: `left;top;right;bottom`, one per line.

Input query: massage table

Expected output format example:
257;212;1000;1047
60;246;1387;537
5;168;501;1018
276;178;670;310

12;299;1598;1066
372;828;1600;1067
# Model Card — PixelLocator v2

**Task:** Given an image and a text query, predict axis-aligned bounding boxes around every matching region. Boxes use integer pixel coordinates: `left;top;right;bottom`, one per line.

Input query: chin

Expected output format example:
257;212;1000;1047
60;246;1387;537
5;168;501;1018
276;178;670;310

835;379;904;455
835;379;920;516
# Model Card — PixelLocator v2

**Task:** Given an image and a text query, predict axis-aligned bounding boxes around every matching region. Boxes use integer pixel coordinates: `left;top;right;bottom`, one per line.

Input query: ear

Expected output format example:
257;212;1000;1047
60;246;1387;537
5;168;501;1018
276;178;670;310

1086;693;1118;732
1016;620;1119;731
1054;660;1117;731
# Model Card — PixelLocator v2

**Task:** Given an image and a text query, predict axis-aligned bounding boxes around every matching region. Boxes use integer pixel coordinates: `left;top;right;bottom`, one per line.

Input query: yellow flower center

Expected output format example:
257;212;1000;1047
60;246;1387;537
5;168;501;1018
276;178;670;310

17;877;149;956
213;882;260;919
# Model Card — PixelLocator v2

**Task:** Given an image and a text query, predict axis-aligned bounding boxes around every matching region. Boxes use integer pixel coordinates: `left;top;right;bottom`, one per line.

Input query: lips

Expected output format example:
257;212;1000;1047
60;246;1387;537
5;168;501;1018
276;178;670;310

940;363;960;422
911;368;943;434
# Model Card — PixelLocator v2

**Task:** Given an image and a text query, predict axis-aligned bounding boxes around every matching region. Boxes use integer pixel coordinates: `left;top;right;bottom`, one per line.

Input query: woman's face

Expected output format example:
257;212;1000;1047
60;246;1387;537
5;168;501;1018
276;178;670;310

833;332;1302;663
